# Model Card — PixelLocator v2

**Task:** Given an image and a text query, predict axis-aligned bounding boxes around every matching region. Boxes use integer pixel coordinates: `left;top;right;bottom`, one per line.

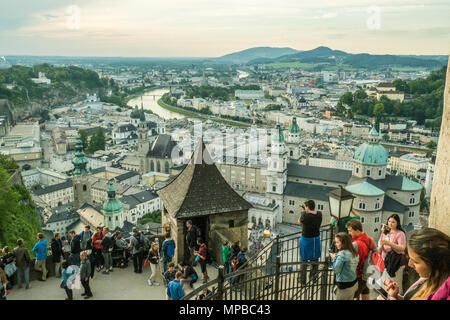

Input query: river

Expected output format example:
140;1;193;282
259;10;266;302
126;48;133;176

127;88;186;120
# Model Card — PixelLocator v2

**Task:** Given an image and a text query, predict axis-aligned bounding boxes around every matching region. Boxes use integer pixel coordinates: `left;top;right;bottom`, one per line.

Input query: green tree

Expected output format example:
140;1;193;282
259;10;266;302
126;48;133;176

78;129;89;150
426;141;437;149
382;134;390;141
87;127;105;154
374;103;385;117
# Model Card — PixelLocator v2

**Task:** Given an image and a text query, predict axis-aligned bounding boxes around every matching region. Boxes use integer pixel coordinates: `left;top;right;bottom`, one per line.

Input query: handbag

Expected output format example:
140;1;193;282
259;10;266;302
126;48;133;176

144;259;150;267
4;262;18;277
371;251;385;273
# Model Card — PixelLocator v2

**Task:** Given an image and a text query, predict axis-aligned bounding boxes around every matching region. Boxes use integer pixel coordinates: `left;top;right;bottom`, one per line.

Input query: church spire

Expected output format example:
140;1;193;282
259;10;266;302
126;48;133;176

72;135;90;176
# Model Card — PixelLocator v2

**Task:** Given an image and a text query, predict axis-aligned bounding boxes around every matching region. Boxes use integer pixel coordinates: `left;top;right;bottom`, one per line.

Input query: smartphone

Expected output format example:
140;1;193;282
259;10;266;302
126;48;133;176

374;287;388;299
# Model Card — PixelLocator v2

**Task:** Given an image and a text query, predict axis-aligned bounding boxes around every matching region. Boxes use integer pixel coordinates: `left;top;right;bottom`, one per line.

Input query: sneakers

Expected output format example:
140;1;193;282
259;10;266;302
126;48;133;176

147;279;153;286
109;267;113;272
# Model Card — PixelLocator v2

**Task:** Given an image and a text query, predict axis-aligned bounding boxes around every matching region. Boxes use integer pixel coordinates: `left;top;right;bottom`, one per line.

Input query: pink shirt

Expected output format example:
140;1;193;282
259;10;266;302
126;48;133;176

378;229;406;260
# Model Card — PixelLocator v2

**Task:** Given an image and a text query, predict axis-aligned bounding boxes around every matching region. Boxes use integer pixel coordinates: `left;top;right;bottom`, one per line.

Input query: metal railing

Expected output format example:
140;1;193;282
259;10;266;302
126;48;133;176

182;225;335;300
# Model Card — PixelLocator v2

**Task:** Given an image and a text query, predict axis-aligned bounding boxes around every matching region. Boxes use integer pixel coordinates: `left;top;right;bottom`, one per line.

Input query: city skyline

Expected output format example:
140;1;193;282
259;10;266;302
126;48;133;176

1;0;449;57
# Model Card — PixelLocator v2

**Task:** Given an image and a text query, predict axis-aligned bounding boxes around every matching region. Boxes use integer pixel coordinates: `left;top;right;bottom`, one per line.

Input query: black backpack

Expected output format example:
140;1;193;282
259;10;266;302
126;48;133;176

134;233;144;251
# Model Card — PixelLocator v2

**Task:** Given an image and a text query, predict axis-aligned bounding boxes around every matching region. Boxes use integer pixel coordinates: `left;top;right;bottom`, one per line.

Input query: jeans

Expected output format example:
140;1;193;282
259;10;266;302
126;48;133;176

94;248;103;268
224;262;231;274
54;262;62;277
34;259;47;280
81;278;92;296
299;260;319;284
133;251;144;273
17;266;30;288
102;252;112;270
64;287;73;300
162;256;172;273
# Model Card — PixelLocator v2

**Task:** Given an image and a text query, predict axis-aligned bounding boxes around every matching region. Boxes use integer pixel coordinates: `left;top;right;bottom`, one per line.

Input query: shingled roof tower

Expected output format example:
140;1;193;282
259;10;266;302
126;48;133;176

158;139;252;264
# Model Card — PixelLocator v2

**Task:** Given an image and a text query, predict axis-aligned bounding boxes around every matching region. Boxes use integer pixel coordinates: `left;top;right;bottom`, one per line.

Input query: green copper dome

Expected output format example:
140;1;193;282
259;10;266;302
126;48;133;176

289;115;300;134
130;105;141;119
353;143;389;165
353;126;388;165
102;182;123;215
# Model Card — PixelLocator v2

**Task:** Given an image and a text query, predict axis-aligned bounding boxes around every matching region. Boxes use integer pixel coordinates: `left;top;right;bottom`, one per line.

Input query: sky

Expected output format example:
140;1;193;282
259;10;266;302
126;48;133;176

0;0;449;57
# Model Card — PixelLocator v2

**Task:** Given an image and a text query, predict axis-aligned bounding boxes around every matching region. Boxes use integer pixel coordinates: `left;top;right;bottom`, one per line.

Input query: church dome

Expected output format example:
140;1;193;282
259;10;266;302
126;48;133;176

353;127;388;165
103;182;123;215
289;115;300;134
130;106;141;119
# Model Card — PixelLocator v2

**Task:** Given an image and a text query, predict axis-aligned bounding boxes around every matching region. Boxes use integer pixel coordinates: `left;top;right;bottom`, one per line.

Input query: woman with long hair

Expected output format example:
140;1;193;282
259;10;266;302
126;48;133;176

384;227;450;300
378;214;407;293
329;232;359;300
147;242;161;286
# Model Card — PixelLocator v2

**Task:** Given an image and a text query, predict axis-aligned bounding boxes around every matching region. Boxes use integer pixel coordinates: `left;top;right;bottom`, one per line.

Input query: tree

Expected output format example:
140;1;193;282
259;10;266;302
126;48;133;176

374;103;385;117
78;129;88;150
426;141;437;149
87;128;105;154
382;134;390;141
340;92;353;106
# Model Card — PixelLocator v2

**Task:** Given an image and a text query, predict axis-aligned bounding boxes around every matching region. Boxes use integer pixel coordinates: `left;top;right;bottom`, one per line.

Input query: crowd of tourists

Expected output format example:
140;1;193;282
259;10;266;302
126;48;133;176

297;199;450;300
1;202;449;301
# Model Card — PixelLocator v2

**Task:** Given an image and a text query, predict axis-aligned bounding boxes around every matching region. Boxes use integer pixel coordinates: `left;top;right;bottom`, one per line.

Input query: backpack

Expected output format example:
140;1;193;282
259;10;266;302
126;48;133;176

230;256;240;271
358;237;376;281
134;233;144;251
165;240;175;258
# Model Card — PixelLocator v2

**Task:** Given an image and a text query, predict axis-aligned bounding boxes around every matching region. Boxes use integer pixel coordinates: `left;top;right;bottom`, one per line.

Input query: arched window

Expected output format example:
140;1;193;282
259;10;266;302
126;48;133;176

83;184;87;191
157;161;161;172
165;161;169;174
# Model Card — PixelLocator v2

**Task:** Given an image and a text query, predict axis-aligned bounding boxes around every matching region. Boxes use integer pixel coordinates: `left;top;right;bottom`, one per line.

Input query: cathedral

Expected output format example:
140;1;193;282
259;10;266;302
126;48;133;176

219;116;423;240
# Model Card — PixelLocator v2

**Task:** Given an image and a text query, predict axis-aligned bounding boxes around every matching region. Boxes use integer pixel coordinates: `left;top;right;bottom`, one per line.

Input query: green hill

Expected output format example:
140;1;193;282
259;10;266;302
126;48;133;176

0;155;42;256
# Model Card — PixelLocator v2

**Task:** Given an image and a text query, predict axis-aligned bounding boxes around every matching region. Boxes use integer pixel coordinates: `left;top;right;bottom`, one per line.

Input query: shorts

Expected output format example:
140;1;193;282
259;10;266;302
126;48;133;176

200;263;207;273
354;277;370;297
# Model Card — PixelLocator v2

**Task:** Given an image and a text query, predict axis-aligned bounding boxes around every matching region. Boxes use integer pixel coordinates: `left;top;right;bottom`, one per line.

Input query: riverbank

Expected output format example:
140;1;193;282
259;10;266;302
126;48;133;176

157;98;251;128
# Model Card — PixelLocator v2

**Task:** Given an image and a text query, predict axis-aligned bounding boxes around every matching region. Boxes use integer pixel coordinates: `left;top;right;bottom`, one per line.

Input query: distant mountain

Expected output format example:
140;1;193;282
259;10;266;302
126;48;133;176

246;46;447;69
217;47;299;63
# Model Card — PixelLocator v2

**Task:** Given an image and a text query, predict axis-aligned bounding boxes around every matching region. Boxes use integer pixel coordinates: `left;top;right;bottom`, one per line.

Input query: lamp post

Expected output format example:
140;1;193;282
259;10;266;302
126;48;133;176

328;186;355;245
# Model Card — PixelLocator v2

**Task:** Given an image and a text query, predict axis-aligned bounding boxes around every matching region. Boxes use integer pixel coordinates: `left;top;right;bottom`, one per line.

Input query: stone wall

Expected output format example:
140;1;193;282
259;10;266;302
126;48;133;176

430;58;450;235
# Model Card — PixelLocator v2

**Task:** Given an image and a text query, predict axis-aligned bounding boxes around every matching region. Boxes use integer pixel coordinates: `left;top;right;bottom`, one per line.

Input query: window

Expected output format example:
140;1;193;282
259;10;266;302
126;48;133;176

359;202;366;210
289;210;294;215
410;198;415;204
374;228;379;233
361;217;365;224
272;186;276;192
229;220;235;228
289;200;295;206
317;204;324;210
356;167;359;173
409;211;415;218
375;217;380;223
379;170;382;176
375;203;380;210
366;170;371;176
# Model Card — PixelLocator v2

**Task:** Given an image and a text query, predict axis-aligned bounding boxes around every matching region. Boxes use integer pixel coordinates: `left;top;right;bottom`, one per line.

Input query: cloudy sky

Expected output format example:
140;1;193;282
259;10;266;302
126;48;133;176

1;0;449;57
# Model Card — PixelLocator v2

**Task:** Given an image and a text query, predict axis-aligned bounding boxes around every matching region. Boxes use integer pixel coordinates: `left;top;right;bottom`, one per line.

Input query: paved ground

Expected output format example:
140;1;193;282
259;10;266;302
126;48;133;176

8;262;218;300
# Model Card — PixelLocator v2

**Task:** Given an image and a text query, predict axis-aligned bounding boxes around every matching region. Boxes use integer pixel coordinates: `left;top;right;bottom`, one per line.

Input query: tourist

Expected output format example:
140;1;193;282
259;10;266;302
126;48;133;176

60;260;75;300
428;277;450;300
185;220;201;265
196;287;212;300
69;230;81;266
80;251;93;299
180;262;198;288
51;232;64;278
32;233;48;281
85;238;96;279
92;226;104;272
222;240;232;274
298;200;322;283
147;242;160;286
164;262;178;286
130;227;144;273
101;227;114;274
114;230;129;267
329;233;359;300
378;214;407;293
346;219;374;300
383;228;450;300
230;247;248;288
330;209;361;233
0;267;7;300
1;246;16;287
231;240;241;260
161;234;176;273
13;239;31;289
166;271;184;300
79;225;93;251
194;237;209;284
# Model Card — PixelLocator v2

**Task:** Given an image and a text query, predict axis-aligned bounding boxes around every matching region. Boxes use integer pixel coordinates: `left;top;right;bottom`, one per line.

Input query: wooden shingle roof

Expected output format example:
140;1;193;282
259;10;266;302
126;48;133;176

157;139;252;218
